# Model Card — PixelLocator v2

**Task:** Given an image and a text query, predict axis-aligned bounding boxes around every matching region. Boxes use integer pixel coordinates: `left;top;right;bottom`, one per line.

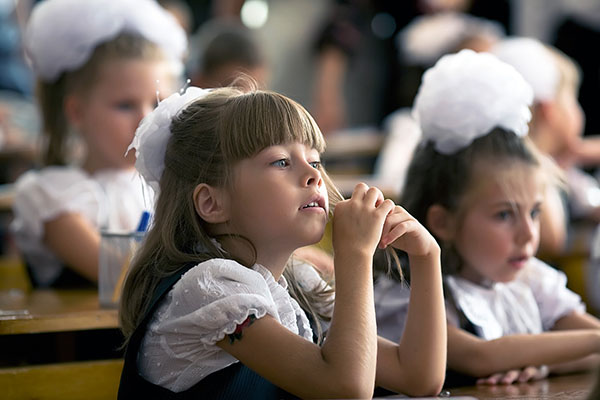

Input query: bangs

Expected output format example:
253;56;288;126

219;91;325;162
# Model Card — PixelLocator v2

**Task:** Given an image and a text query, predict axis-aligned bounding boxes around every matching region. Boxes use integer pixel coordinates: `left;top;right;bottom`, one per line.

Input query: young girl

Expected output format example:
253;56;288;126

10;0;186;287
492;37;598;252
374;49;600;387
117;83;447;398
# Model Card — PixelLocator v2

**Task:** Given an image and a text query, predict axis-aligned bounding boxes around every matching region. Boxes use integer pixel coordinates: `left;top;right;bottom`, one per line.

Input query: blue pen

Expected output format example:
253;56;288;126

136;210;151;232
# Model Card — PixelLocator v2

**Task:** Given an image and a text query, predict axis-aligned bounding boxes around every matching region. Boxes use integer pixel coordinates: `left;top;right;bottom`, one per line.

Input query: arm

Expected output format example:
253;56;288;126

547;311;600;374
570;136;600;167
44;213;100;282
375;252;446;396
447;324;600;377
219;184;392;398
311;46;348;135
374;206;447;396
537;184;567;257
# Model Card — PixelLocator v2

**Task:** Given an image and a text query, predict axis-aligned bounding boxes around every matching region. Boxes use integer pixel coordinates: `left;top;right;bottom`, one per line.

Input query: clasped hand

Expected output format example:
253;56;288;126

332;183;438;259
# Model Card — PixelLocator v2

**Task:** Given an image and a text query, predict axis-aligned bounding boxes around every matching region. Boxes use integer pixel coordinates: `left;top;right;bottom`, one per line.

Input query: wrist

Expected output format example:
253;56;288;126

407;243;441;265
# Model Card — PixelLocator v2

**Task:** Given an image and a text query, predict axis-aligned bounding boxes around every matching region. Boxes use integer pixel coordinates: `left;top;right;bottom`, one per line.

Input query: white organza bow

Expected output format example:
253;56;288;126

127;87;211;192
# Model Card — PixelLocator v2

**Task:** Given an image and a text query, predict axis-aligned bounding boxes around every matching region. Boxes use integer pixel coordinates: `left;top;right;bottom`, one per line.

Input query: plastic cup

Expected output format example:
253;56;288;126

98;231;144;308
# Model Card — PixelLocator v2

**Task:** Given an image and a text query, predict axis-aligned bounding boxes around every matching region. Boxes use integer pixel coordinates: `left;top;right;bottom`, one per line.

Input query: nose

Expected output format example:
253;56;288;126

302;161;323;188
516;213;538;245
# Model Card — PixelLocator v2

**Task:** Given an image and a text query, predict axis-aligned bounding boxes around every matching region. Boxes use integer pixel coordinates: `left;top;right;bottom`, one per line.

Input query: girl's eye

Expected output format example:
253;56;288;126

115;101;134;111
530;206;541;219
271;159;289;168
309;161;321;169
495;210;513;221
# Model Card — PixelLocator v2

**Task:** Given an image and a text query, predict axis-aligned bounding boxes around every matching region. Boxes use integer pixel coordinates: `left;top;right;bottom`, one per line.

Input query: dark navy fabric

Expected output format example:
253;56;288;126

117;262;298;399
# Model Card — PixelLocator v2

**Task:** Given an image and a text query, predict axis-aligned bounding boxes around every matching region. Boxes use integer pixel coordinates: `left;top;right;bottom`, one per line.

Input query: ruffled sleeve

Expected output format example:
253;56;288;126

139;258;308;392
520;258;586;330
11;167;102;241
152;259;279;346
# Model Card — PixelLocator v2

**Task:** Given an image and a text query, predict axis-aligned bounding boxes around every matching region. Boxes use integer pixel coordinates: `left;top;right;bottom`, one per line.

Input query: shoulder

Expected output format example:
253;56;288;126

14;166;90;195
170;259;274;306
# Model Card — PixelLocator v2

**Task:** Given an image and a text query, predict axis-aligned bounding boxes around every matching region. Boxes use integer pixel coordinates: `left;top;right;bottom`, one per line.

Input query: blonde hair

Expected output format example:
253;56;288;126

546;44;581;98
120;84;342;342
36;33;168;166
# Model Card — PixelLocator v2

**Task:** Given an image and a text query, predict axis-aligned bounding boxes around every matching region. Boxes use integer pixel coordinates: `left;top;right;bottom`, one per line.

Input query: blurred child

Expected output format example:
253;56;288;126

492;37;600;255
375;50;600;387
117;84;447;398
10;0;186;287
189;20;269;89
374;11;505;199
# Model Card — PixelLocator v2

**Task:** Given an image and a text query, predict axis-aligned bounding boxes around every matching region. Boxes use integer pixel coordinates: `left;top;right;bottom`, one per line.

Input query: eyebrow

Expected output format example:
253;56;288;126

490;200;543;209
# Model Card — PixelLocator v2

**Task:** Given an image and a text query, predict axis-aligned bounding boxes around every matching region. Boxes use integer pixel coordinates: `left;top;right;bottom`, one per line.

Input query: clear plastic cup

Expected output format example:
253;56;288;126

98;231;144;308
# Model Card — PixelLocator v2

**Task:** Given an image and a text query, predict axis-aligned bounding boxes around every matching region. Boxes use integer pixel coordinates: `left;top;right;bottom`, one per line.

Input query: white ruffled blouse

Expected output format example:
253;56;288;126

138;259;317;393
374;258;585;342
10;166;152;286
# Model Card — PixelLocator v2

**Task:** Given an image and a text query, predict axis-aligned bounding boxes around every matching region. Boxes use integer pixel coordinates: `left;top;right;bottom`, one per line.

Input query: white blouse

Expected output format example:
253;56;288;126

11;166;152;286
374;258;585;342
138;259;322;393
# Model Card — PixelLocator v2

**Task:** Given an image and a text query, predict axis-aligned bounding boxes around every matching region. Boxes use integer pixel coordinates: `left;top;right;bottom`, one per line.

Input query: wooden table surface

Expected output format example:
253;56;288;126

0;289;118;335
445;371;596;400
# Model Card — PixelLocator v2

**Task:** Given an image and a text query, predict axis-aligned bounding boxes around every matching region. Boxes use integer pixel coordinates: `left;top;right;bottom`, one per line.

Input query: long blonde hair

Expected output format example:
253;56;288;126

36;33;168;166
119;85;342;342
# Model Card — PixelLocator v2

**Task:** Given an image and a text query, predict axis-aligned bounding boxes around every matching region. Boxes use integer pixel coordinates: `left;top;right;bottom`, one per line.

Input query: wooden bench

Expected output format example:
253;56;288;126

0;358;123;400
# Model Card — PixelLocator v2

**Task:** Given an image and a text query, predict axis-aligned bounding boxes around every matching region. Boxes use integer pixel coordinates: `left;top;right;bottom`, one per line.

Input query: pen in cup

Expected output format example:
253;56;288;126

111;211;151;304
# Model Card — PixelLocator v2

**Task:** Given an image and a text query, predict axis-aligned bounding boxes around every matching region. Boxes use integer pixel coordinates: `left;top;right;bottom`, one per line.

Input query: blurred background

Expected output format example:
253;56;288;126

2;0;600;303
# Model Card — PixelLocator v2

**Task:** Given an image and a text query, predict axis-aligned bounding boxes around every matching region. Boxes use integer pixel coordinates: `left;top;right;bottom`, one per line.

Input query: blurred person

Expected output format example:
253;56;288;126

492;37;600;257
374;11;504;199
11;0;186;287
310;0;511;135
188;19;269;89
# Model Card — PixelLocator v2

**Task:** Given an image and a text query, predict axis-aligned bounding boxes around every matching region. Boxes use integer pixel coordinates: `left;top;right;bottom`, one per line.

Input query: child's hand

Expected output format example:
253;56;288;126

378;205;439;258
476;365;549;385
332;183;395;260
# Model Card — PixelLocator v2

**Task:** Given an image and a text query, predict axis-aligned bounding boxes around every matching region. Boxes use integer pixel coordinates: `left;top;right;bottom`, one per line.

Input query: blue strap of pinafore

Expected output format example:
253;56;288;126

118;261;298;399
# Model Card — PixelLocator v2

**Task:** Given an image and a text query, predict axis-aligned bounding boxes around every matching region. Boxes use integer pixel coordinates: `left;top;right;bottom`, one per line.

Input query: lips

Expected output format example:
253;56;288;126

300;194;327;213
508;255;529;269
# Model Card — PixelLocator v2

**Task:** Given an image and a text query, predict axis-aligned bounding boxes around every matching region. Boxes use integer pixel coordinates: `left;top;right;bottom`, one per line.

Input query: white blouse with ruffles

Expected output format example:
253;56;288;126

374;258;585;343
11;166;152;286
138;259;324;393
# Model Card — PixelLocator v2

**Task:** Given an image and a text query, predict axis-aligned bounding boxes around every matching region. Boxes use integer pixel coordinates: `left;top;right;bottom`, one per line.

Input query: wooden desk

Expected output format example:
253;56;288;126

446;371;596;400
0;289;118;335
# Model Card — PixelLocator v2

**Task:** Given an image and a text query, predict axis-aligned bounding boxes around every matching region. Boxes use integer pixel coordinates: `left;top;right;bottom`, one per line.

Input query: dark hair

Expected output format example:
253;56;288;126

400;128;543;277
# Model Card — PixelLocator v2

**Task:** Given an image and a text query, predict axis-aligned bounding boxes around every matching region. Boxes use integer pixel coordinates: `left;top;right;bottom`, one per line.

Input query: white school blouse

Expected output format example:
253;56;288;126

374;258;585;343
11;166;152;286
138;259;328;393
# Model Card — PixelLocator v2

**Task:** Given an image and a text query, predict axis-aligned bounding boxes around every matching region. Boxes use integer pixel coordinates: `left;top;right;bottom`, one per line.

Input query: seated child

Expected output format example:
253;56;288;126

118;83;447;398
375;49;600;387
11;0;185;287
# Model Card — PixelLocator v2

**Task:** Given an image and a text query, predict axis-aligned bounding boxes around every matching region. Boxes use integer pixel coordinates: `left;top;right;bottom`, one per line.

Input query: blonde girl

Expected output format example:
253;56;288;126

118;83;446;398
375;49;600;387
11;0;185;287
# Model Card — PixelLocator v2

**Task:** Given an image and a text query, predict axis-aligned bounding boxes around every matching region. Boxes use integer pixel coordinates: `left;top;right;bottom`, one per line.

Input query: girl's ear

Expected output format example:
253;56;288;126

64;94;84;130
193;183;230;223
426;204;455;241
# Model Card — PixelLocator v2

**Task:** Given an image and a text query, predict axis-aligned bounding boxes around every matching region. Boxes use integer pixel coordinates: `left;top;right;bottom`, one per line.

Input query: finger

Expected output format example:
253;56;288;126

379;218;414;249
517;366;538;383
500;370;520;385
350;182;369;199
477;373;504;385
364;186;384;207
